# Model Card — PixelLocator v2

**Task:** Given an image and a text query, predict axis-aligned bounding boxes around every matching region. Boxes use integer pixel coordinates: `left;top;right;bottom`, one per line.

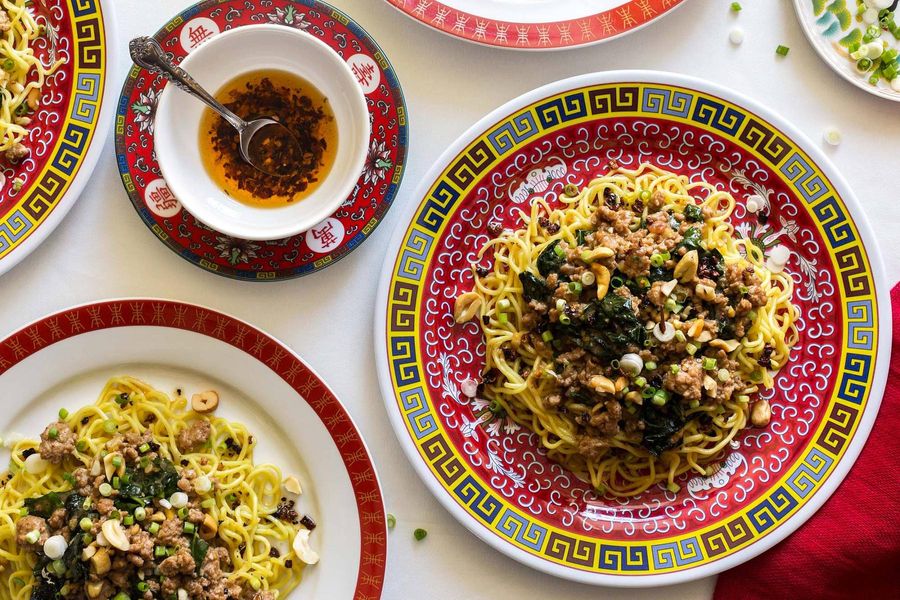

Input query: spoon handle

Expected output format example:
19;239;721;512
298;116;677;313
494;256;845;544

129;36;246;131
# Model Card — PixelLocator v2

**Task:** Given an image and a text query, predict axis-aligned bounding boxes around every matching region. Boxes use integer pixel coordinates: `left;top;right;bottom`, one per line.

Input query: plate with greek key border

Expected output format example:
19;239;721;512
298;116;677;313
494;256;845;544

115;0;407;281
0;299;386;598
384;0;688;50
375;71;890;585
0;0;118;277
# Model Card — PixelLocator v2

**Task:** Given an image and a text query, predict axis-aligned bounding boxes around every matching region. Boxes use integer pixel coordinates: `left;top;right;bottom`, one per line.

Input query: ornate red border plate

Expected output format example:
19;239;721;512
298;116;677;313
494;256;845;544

0;299;386;599
115;0;407;281
384;0;687;50
0;0;116;276
377;72;889;585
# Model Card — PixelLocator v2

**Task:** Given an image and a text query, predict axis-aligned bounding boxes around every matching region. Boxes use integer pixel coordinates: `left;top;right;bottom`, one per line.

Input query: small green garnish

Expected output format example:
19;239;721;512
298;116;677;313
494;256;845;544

413;528;427;541
776;45;790;57
386;514;396;530
730;2;742;12
58;408;69;420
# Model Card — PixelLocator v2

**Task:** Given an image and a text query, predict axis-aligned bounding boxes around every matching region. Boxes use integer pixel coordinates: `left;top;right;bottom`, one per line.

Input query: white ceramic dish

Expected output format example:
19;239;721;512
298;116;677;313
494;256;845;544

792;0;900;102
0;299;387;598
154;25;370;241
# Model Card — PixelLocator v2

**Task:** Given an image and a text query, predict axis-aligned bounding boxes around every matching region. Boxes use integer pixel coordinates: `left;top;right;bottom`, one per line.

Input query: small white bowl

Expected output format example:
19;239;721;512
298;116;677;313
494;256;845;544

154;25;369;241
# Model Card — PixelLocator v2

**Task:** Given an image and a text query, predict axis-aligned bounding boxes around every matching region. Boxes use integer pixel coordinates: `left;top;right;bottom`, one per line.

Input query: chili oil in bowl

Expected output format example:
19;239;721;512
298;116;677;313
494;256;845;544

154;24;369;241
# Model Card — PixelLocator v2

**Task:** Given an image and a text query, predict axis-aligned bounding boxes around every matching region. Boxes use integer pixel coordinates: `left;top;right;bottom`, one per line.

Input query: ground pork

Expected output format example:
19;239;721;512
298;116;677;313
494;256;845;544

157;517;187;547
646;280;669;307
127;529;155;567
589;400;622;435
15;515;48;550
159;548;195;577
176;419;211;452
47;507;67;530
96;498;115;515
39;421;76;464
577;436;609;461
73;467;92;497
664;358;704;402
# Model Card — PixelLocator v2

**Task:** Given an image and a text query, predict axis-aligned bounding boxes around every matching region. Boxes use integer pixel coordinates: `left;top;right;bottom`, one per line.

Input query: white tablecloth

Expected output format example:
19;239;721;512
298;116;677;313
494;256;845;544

2;1;898;598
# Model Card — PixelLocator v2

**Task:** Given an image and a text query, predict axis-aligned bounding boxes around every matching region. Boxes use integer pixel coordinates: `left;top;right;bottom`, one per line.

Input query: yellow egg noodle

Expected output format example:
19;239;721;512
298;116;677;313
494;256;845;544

463;162;799;497
0;376;312;599
0;0;63;154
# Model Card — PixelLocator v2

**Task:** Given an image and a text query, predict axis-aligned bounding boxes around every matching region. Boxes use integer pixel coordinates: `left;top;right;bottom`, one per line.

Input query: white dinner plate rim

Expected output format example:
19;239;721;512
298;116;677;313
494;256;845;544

0;296;388;598
791;0;900;103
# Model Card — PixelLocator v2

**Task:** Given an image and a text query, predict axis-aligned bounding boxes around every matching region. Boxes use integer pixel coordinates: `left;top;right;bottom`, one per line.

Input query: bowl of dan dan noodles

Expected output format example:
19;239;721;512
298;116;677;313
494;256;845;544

454;163;800;497
378;72;889;585
0;377;317;600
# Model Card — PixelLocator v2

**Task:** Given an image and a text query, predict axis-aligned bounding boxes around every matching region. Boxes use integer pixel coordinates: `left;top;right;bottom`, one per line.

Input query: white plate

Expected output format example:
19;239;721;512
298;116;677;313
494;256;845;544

0;299;387;599
792;0;900;102
383;0;689;50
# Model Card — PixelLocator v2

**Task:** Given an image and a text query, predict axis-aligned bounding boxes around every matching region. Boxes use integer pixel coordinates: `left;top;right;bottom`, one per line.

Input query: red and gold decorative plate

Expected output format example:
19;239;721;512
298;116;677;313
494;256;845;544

115;0;407;281
376;71;890;585
385;0;687;50
0;299;386;598
0;0;116;276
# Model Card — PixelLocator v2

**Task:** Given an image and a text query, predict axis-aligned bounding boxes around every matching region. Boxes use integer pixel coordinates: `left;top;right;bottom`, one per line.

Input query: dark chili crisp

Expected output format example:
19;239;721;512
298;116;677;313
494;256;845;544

202;70;336;205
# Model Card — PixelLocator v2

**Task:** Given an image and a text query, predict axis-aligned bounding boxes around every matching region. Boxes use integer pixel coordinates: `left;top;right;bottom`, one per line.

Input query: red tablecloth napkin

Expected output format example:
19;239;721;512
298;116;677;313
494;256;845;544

713;285;900;599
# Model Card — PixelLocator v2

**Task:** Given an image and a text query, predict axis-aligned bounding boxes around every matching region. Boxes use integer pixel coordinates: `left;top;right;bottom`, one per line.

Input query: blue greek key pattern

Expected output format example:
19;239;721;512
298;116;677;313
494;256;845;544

691;96;745;135
454;475;503;522
52;123;91;177
400;387;438;440
389;336;418;387
72;73;101;124
535;92;588;129
598;544;649;571
846;299;875;351
495;508;547;552
72;0;97;18
0;210;34;254
487;111;539;155
812;196;855;248
836;352;871;405
417;181;460;234
747;486;798;533
397;229;433;281
780;152;828;204
786;448;834;499
651;537;704;569
642;86;692;118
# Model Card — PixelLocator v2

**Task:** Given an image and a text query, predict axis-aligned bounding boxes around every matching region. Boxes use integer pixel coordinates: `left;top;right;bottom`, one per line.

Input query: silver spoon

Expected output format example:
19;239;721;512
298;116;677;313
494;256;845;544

129;36;300;178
